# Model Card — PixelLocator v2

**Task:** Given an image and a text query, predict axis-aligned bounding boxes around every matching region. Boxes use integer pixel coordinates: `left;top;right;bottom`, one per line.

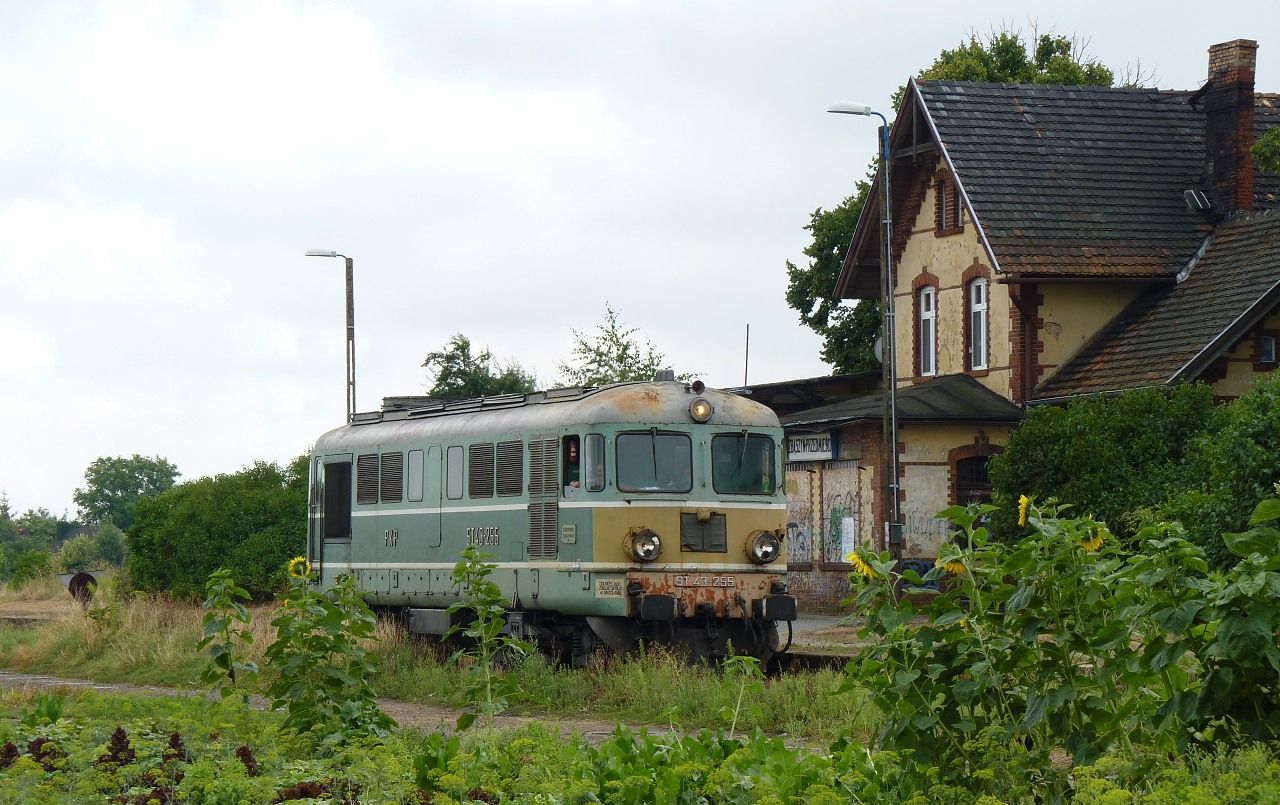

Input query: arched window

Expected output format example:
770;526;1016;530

918;285;937;377
968;278;989;371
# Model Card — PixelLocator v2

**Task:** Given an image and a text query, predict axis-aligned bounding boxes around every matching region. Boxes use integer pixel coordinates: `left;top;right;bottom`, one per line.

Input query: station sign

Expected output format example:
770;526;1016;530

786;432;836;462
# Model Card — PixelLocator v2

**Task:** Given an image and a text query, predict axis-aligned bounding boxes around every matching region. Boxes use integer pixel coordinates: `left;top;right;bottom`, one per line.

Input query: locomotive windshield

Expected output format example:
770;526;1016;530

711;433;776;495
616;431;692;493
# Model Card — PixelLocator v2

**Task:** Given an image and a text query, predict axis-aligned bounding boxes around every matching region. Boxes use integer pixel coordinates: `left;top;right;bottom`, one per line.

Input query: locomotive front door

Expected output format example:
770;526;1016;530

318;453;354;585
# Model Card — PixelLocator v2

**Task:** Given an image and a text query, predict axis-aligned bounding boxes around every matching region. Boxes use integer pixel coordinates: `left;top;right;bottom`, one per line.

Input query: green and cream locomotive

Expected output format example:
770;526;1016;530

306;377;797;664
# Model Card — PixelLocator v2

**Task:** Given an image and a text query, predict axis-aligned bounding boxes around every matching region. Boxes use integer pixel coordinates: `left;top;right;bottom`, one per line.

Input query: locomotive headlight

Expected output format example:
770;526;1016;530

747;531;782;565
625;528;663;562
689;397;714;423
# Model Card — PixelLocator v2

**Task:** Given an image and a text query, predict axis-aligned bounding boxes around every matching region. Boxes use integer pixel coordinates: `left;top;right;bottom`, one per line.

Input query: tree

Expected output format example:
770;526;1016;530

1255;128;1280;176
556;303;682;387
784;187;882;373
127;456;308;599
73;454;180;531
788;29;1115;372
423;334;537;398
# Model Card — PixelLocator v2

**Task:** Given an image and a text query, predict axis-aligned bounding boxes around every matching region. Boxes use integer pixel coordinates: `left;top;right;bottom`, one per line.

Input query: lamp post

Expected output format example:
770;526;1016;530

305;249;357;424
827;103;901;553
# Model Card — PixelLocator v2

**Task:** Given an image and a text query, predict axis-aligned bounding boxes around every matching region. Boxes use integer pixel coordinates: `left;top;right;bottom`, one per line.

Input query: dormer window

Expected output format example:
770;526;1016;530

935;178;963;235
1257;333;1278;370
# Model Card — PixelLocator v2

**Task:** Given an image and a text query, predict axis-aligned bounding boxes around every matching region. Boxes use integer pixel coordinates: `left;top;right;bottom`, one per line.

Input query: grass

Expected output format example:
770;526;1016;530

0;575;875;743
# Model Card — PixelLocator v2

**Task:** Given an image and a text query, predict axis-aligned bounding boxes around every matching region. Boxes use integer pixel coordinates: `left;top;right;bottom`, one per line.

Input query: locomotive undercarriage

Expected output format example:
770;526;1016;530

392;604;791;666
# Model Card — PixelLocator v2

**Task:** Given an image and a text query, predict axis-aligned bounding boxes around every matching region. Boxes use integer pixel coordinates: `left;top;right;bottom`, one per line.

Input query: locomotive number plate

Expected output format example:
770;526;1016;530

673;575;736;588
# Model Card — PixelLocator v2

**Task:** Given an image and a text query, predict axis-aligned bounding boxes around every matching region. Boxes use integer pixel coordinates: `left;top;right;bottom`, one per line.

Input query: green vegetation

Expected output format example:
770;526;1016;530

988;383;1215;545
844;491;1280;799
445;545;533;730
555;302;685;386
992;374;1280;567
127;457;307;599
73;454;180;531
422;333;537;398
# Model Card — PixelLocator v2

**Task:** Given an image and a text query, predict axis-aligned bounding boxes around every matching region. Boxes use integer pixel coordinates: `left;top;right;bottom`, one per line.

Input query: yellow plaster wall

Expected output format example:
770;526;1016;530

897;423;1012;559
1037;284;1146;383
893;176;1012;399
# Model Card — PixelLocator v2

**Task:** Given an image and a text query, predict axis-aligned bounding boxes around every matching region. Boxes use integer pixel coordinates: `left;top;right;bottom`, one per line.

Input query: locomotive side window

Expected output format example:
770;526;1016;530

380;452;404;503
583;433;605;492
446;446;464;500
469;443;495;498
616;431;692;493
563;436;581;494
356;454;379;505
407;450;424;502
711;433;776;495
496;440;523;496
323;461;352;540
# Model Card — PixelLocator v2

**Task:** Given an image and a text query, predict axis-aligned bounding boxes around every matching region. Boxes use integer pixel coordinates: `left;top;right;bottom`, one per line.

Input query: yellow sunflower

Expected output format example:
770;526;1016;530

1081;528;1104;553
286;555;312;580
847;551;878;580
935;557;966;575
1018;494;1030;527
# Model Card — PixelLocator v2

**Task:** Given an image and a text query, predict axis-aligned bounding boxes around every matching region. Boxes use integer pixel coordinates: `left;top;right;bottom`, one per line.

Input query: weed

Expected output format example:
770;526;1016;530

196;568;258;702
445;544;533;730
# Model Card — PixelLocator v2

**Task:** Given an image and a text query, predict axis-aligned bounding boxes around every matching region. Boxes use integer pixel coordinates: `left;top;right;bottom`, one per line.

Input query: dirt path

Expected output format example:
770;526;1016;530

0;670;651;745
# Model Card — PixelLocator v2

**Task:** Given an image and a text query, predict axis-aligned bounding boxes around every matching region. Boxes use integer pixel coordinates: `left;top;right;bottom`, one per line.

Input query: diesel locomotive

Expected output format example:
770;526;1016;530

306;377;797;664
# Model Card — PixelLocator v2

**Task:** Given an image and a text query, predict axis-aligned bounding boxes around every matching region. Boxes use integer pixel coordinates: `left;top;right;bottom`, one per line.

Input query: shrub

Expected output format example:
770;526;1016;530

127;457;307;598
1165;372;1280;567
988;384;1214;544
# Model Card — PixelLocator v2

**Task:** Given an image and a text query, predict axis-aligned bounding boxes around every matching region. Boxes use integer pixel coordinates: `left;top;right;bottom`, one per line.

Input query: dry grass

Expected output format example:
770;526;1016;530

0;571;71;604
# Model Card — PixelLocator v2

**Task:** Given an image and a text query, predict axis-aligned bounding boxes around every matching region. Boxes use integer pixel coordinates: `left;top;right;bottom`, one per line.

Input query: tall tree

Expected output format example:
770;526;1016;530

556;303;681;387
422;334;537;398
787;29;1116;373
73;454;180;531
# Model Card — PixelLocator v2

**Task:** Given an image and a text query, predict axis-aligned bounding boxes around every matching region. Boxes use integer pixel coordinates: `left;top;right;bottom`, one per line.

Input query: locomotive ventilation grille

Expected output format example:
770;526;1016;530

380;452;403;502
469;443;495;498
496;440;523;496
680;512;727;552
526;438;558;559
356;454;379;505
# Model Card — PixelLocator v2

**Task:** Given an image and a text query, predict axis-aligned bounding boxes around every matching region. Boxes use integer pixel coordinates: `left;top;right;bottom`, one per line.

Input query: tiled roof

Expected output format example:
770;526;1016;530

1034;210;1280;399
780;374;1023;431
917;81;1225;279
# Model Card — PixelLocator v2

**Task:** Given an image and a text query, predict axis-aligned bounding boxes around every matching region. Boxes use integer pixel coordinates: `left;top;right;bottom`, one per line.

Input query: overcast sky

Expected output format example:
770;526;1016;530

2;1;1277;518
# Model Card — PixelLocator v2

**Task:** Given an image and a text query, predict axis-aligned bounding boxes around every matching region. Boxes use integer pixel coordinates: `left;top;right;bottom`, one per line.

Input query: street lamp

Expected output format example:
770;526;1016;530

305;249;357;424
827;102;901;553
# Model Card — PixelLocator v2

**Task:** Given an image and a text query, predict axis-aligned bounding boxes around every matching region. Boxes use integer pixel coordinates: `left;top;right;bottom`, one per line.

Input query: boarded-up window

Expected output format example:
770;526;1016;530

407;449;424;502
446;446;464;500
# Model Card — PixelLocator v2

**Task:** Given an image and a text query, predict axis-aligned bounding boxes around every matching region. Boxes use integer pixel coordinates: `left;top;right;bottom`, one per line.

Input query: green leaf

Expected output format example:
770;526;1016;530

1224;527;1280;558
1249;498;1280;526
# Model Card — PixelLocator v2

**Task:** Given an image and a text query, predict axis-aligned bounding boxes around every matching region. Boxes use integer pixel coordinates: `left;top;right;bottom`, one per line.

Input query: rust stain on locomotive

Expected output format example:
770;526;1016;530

628;571;781;618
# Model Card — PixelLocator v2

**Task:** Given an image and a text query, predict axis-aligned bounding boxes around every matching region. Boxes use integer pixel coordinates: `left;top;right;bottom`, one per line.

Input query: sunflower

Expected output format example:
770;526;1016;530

936;558;967;575
847;551;878;580
1018;494;1030;527
286;555;312;581
1081;528;1104;553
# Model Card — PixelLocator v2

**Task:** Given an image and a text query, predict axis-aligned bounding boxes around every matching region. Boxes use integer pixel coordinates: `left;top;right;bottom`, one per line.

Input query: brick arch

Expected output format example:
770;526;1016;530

947;438;1004;506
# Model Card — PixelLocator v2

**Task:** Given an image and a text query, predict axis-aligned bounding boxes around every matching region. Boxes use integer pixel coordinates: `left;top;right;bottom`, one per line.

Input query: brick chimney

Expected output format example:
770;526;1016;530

1203;39;1257;215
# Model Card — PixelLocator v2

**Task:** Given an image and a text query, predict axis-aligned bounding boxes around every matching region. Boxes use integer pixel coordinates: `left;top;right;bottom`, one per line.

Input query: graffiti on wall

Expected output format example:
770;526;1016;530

785;471;814;563
902;504;952;557
822;462;861;563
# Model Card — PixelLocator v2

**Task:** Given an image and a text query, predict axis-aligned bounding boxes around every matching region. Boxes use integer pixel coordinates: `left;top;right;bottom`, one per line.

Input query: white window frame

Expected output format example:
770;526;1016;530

969;278;989;371
919;286;937;377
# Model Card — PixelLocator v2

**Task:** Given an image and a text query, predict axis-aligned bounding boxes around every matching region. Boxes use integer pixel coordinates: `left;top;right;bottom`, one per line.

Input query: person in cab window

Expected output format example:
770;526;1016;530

564;436;581;495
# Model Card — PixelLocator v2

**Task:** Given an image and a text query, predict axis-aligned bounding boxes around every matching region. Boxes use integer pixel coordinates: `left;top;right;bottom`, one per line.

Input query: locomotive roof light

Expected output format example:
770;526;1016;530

689;397;713;423
747;530;782;565
689;379;706;394
625;528;663;562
